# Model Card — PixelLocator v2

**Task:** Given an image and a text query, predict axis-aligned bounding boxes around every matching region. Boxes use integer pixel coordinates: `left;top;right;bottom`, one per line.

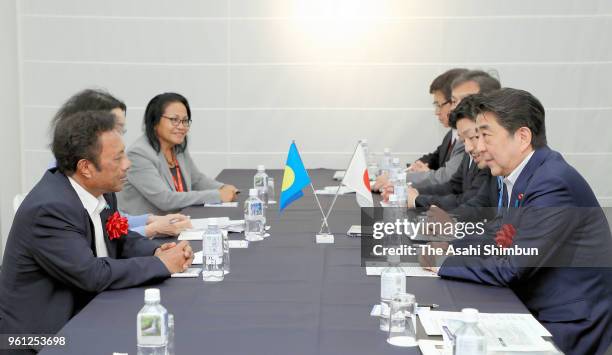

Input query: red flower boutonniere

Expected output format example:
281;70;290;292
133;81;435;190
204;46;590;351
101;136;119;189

105;211;129;240
495;223;516;248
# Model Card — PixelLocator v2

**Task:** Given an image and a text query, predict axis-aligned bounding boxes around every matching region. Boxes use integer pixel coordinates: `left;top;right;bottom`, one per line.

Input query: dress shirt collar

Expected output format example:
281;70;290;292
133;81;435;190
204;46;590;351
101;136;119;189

68;177;107;216
503;150;535;205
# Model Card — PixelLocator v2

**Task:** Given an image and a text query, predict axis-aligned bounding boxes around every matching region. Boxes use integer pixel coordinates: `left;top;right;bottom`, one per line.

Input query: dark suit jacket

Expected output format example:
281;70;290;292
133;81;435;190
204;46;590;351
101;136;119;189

450;173;500;223
417;130;453;170
439;147;612;355
413;154;490;210
0;169;170;352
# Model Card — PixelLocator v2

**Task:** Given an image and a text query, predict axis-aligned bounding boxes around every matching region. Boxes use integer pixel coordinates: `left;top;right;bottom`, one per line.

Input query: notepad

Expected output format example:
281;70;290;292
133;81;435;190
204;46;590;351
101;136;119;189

179;229;228;241
425;311;554;352
171;267;201;278
315;186;355;195
333;170;346;180
204;202;239;208
365;265;439;278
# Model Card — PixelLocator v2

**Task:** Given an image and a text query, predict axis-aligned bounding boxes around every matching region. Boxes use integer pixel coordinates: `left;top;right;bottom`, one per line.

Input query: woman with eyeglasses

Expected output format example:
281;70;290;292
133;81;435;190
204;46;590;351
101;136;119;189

118;92;237;215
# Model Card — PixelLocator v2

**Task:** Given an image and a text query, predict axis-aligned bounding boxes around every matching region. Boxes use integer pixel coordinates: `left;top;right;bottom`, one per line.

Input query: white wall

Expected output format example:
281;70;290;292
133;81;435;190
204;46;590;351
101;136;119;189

14;0;612;206
0;0;21;263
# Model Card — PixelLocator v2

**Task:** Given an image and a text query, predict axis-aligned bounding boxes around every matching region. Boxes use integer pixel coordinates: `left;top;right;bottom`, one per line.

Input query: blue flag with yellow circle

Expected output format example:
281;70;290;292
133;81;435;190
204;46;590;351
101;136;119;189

280;142;311;211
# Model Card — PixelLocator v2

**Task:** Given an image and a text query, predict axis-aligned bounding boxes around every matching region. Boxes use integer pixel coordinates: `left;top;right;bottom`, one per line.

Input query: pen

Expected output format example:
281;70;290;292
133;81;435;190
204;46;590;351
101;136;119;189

418;303;439;309
442;325;455;341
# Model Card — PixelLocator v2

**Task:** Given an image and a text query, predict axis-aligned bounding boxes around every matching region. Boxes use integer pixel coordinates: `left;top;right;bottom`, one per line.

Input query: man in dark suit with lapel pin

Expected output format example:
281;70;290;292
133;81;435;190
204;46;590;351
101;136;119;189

0;111;193;354
424;88;612;355
405;95;491;210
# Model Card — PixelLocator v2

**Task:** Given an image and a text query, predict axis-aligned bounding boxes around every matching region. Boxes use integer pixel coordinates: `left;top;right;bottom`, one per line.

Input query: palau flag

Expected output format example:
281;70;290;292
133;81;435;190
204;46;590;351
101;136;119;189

279;142;311;211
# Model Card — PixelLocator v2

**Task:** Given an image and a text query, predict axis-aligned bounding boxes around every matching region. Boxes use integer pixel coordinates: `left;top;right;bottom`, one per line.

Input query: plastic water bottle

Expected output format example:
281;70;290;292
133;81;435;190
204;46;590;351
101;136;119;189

223;228;230;275
394;173;407;207
202;218;224;282
244;188;265;242
360;139;379;177
454;308;487;355
380;254;406;331
166;314;174;355
390;157;401;182
254;165;269;206
380;148;393;175
137;288;168;355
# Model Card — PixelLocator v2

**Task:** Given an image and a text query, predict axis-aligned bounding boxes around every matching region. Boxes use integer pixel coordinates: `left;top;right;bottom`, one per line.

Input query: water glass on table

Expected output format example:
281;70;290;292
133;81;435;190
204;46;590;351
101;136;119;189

387;293;418;347
267;177;275;203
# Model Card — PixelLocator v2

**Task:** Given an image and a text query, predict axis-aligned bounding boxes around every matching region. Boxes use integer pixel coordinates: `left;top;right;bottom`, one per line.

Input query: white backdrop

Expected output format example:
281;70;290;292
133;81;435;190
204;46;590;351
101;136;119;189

2;0;612;259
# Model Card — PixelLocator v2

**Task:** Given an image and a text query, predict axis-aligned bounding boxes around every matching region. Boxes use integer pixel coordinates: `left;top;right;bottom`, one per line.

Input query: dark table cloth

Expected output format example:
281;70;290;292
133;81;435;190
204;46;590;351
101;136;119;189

40;169;531;355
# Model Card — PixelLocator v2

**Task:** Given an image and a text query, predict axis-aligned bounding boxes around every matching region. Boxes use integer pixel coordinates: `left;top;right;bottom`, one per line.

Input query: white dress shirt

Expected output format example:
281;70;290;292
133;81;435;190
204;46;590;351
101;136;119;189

68;177;109;257
503;150;535;207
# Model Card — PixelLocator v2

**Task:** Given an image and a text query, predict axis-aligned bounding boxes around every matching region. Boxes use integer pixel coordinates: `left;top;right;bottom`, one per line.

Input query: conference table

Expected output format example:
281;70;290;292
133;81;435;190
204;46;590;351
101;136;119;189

40;169;542;355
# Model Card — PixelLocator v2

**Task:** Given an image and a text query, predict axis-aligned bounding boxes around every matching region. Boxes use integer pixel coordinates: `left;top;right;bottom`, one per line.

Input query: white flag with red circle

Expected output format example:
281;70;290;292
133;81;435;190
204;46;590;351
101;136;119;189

342;144;374;207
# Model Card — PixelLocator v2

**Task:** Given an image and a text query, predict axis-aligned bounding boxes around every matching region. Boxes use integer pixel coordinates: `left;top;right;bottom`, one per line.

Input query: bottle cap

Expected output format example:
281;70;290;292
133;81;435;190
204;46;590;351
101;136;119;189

388;194;398;202
387;254;401;264
361;139;368;144
257;165;265;171
461;308;479;323
144;288;160;303
384;148;391;154
249;188;258;197
208;217;218;226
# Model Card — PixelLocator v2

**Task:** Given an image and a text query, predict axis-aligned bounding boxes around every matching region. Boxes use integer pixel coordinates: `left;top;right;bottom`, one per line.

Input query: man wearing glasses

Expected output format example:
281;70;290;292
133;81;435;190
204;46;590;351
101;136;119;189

374;68;467;191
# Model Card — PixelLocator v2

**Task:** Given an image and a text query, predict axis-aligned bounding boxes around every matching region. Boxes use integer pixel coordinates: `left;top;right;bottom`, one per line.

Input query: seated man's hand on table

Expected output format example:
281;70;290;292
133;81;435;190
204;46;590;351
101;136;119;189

145;213;192;238
155;241;194;273
407;160;430;172
219;184;238;202
418;241;449;274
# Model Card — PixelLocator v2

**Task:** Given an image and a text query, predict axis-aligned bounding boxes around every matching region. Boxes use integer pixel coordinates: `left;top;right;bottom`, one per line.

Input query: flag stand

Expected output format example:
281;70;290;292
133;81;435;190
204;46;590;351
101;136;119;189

310;183;335;243
315;142;374;237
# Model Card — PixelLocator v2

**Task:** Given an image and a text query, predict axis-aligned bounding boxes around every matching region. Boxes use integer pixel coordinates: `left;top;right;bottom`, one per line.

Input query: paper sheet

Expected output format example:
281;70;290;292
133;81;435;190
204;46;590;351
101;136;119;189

315;186;355;195
192;240;248;265
204;202;239;208
179;229;228;241
418;310;553;352
190;217;231;229
179;218;245;240
365;266;439;278
333;170;346;180
170;267;201;278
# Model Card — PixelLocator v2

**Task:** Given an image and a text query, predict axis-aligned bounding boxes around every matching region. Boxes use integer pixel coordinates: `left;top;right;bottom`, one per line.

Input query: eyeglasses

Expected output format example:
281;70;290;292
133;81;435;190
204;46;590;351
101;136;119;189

432;100;451;111
162;115;192;128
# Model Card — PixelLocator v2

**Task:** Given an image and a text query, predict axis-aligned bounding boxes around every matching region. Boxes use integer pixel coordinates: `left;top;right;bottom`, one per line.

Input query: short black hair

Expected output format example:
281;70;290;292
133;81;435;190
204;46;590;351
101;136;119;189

52;111;116;175
451;70;501;94
429;68;469;101
51;89;126;130
473;88;547;148
448;95;478;129
143;92;191;153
